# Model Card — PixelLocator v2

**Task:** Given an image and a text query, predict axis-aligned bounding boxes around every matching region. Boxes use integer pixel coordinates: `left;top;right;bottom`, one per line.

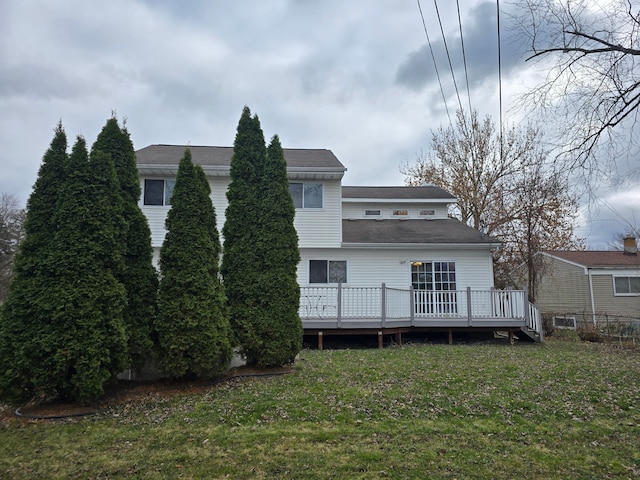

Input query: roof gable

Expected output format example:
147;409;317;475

545;250;640;268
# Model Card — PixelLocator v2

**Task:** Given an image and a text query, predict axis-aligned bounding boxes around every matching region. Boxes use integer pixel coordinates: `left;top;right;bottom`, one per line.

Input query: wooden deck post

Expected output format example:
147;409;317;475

378;331;383;349
318;332;323;350
448;329;453;345
523;288;531;326
337;283;342;328
381;283;387;328
410;285;415;326
395;332;402;346
466;287;473;326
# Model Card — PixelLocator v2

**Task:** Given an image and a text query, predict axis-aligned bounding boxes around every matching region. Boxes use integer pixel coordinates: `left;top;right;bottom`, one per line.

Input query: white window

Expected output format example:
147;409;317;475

553;316;577;329
364;209;381;217
419;209;435;217
143;179;175;206
392;209;409;217
309;260;347;284
613;276;640;295
289;183;323;209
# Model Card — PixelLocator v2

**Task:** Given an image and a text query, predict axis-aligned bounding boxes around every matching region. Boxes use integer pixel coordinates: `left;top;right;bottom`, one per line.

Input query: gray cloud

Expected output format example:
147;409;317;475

395;2;525;93
0;0;634;247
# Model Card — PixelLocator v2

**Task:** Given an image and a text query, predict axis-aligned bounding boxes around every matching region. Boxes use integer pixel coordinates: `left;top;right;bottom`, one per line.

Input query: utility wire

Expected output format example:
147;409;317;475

456;0;473;118
433;0;464;114
417;0;451;126
497;0;504;161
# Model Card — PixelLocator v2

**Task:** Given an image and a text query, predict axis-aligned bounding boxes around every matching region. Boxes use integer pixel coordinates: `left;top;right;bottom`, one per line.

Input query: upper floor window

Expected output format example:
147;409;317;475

144;179;175;206
613;276;640;295
364;209;381;217
419;209;435;217
392;209;409;217
289;182;323;209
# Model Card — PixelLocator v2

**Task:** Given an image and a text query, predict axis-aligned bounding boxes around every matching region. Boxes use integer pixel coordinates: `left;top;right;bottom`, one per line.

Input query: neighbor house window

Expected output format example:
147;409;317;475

613;276;640;295
144;179;175;206
364;209;381;216
553;316;577;329
289;183;323;209
309;260;347;284
392;209;409;216
419;209;435;216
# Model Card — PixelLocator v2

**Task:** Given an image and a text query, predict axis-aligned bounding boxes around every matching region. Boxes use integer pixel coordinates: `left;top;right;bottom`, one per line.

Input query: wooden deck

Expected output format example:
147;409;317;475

300;285;543;348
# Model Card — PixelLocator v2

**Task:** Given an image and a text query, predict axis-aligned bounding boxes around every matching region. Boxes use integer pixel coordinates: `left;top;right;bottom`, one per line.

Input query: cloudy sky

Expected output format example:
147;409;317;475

1;0;637;248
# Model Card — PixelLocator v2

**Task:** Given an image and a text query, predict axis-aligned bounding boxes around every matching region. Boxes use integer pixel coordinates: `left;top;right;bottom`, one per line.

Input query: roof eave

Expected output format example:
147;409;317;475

341;197;453;204
341;242;502;249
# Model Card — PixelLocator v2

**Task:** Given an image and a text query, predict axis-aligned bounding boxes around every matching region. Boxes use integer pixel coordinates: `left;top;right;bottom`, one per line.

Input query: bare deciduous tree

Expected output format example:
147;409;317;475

402;109;538;233
402;109;583;299
0;192;25;301
513;0;640;175
492;161;584;301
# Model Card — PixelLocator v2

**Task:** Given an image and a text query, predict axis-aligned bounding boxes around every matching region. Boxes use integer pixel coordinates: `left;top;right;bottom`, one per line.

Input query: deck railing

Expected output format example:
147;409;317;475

299;284;542;338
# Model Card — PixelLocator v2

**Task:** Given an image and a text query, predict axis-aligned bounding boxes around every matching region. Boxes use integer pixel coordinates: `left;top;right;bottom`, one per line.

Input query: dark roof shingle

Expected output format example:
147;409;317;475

135;144;345;170
342;219;499;245
547;250;640;268
342;185;455;200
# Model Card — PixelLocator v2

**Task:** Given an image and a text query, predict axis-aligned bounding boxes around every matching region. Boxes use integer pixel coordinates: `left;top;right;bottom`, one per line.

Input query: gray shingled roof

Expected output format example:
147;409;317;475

136;144;345;170
547;250;640;268
342;219;499;245
342;185;455;200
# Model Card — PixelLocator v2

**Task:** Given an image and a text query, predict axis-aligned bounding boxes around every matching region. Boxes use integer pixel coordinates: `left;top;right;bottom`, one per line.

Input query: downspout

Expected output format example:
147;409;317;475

587;267;596;327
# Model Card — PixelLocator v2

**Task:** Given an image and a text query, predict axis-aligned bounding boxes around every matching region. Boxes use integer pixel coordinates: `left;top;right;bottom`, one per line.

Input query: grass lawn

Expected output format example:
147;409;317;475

1;339;640;479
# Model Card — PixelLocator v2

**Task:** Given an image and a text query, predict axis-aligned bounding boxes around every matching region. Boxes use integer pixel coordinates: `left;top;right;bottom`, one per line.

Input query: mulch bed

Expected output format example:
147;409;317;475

3;365;293;420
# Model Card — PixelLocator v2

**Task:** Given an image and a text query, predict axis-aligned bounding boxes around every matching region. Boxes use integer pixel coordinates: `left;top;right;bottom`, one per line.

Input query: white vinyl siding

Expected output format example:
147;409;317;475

298;248;494;289
341;202;449;219
294;180;342;248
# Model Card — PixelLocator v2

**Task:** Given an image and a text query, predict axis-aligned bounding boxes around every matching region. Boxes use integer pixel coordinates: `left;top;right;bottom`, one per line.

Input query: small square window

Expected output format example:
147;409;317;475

144;179;175;206
289;182;323;209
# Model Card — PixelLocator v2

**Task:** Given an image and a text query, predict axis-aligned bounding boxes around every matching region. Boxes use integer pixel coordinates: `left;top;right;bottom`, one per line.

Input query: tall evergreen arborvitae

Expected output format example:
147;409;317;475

0;134;129;404
92;116;158;368
0;124;69;404
156;149;231;378
222;108;302;366
255;135;302;365
222;107;267;365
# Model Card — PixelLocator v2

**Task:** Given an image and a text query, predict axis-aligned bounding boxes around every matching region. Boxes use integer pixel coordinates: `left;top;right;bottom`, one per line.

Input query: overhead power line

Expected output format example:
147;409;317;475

416;0;452;126
497;0;504;160
432;0;464;115
455;0;473;118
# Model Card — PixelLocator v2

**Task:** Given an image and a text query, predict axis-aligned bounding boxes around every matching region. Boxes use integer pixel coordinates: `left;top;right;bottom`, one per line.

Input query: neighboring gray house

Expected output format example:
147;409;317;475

535;240;640;330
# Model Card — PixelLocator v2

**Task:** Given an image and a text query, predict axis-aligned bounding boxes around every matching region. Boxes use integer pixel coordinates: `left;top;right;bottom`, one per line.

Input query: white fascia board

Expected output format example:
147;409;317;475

341;242;501;250
341;197;452;204
137;164;179;176
287;167;346;180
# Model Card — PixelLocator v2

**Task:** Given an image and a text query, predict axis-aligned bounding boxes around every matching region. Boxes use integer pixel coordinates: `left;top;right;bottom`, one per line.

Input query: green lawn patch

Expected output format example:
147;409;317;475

2;340;639;479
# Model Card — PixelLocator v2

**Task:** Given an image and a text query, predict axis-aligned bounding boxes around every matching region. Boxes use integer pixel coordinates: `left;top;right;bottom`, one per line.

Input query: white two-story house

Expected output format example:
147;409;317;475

136;145;541;345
